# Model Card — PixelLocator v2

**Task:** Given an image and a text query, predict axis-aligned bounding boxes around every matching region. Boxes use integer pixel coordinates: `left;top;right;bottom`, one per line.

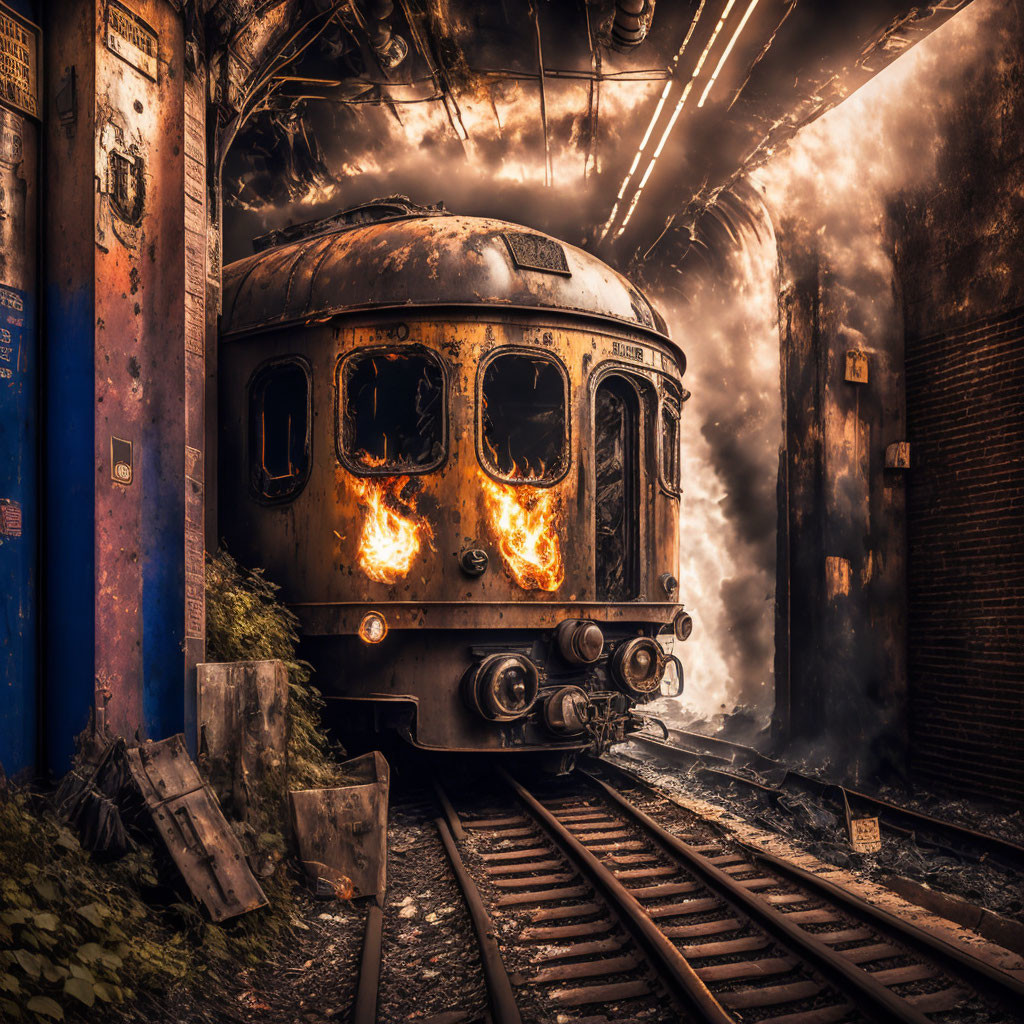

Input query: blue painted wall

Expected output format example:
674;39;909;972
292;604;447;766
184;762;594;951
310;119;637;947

0;286;37;777
43;285;95;774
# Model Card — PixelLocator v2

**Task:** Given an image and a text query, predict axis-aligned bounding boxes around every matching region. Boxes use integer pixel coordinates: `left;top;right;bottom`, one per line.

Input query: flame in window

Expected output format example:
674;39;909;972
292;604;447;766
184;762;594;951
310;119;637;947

480;472;564;592
352;472;434;584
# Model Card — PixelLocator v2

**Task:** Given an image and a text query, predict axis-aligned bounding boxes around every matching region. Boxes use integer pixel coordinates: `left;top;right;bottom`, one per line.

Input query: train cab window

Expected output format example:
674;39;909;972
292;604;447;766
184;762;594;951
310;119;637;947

595;376;640;601
480;352;568;481
340;348;445;472
249;359;311;501
660;394;680;493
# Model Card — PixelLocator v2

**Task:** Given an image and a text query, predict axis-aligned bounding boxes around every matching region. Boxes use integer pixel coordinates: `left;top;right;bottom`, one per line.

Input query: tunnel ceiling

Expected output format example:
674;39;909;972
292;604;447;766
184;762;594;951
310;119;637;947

203;0;970;269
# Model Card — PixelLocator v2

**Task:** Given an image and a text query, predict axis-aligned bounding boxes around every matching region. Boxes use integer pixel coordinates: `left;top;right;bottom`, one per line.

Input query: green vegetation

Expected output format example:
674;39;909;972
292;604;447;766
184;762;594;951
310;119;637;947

205;548;344;790
0;551;343;1021
0;789;189;1021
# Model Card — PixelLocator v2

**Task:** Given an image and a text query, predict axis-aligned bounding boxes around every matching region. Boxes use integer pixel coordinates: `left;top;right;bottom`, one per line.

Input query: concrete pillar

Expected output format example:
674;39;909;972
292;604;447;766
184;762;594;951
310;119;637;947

775;225;907;782
44;0;205;771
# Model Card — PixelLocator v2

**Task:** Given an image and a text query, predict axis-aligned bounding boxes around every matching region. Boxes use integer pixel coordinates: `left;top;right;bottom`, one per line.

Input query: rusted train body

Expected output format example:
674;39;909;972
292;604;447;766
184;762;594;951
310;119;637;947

219;199;691;759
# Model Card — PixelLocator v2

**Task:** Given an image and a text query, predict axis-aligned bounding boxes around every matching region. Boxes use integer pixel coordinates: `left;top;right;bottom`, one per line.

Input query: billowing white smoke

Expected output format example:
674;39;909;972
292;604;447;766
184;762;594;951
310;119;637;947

651;216;781;731
649;0;1006;736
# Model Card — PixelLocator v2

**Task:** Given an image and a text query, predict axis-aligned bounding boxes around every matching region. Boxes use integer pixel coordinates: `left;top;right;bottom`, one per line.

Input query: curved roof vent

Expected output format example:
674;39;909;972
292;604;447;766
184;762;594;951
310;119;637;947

252;195;448;253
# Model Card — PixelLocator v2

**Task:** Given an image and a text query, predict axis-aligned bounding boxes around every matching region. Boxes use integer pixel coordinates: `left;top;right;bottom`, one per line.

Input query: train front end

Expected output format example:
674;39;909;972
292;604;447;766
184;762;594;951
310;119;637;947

219;199;691;760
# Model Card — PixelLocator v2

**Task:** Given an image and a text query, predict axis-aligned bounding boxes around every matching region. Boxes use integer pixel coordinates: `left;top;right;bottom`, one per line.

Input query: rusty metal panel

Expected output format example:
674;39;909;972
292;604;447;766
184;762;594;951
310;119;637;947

290;751;390;899
844;349;869;383
126;734;268;921
221;207;678;355
197;660;288;823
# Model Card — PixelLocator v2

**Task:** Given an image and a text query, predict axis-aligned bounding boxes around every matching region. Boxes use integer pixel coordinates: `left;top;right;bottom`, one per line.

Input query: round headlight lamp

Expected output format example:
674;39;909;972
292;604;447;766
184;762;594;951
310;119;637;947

464;654;540;722
358;610;388;644
555;619;604;664
542;686;590;735
673;610;693;642
611;637;666;698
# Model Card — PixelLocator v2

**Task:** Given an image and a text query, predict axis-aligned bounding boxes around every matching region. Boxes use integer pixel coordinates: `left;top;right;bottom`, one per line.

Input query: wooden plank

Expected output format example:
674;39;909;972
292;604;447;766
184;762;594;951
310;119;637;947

719;980;823;1009
484;859;563;876
661;917;743;938
492;873;577;890
520;918;616;942
481;846;550;862
549;979;651;1006
869;964;938;986
497;885;590;907
679;936;772;959
838;943;902;964
529;937;629;963
696;957;797;983
530;902;603;922
524;953;641;984
905;988;970;1012
613;865;678;880
761;1005;853;1024
629;881;701;899
647;898;721;919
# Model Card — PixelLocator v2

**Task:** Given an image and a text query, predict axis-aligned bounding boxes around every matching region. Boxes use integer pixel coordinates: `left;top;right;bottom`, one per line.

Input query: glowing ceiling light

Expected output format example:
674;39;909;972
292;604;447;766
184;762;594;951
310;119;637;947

615;0;740;237
597;1;709;242
698;0;761;108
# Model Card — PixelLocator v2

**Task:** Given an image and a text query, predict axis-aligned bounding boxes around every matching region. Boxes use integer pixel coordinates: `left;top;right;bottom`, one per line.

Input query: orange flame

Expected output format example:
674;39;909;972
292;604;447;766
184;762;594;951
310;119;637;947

480;472;564;592
351;474;434;584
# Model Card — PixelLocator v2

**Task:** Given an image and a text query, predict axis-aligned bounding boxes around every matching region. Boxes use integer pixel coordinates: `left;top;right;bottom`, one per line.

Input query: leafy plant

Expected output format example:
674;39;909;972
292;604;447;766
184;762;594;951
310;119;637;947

205;549;345;789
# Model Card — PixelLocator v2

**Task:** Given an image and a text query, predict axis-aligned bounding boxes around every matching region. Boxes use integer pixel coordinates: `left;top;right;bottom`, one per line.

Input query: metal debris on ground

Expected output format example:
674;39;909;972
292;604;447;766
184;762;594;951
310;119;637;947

125;734;269;921
290;750;390;899
57;733;268;922
197;658;289;825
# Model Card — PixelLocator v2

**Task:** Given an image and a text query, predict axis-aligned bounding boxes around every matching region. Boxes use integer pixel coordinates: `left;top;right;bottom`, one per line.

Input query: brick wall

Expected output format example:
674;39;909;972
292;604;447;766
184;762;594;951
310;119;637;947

904;306;1024;804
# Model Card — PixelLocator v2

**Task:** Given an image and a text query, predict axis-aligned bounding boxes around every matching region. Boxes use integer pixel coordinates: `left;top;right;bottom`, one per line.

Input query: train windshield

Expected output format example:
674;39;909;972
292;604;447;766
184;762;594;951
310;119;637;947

481;352;568;481
249;359;311;500
340;348;445;472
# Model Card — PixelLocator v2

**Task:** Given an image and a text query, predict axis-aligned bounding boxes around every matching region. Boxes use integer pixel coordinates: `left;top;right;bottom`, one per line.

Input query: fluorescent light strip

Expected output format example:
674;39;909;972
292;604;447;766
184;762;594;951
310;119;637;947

615;0;739;236
598;1;709;239
698;0;760;107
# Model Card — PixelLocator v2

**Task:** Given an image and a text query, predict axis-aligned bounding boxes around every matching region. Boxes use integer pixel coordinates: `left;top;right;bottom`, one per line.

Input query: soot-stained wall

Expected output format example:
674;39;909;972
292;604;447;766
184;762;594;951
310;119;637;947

891;6;1024;805
773;0;1023;803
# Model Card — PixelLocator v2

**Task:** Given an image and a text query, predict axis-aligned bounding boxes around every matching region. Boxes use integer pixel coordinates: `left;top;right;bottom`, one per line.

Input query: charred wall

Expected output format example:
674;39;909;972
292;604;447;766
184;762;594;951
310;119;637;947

891;8;1024;806
773;0;1023;803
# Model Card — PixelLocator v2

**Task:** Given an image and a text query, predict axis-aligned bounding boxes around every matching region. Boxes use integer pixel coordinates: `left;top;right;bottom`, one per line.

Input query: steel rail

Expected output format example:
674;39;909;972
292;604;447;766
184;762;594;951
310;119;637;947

497;767;734;1024
628;729;1024;871
741;843;1024;1009
351;893;384;1024
586;773;934;1024
435;814;523;1024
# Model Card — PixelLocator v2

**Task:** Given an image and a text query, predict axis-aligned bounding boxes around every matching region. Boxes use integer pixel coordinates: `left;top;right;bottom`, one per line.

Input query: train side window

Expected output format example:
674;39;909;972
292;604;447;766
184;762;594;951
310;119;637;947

249;359;311;501
660;395;680;494
480;352;568;482
340;348;446;473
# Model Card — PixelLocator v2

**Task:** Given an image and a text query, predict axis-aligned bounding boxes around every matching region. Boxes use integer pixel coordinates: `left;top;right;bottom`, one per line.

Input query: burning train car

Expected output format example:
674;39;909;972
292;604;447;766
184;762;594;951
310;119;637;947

219;197;691;759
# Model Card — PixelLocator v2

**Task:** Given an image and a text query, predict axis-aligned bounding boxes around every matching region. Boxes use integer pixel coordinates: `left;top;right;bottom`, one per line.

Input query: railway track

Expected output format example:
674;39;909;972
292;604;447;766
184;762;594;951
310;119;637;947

429;767;1024;1024
626;727;1024;872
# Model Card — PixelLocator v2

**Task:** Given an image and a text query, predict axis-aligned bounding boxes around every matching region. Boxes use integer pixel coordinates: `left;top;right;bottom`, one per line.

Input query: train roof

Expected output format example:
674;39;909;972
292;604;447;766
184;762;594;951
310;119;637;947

221;198;677;354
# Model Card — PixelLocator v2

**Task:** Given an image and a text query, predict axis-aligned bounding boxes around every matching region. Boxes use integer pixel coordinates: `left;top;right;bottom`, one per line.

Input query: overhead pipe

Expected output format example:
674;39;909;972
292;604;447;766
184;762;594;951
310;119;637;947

361;0;409;69
611;0;655;51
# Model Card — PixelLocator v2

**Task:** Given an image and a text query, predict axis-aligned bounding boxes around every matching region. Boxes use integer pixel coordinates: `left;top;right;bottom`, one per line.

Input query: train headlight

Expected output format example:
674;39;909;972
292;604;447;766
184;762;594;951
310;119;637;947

358;610;388;644
542;686;590;735
673;610;693;642
555;619;604;664
611;637;666;698
464;654;540;722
